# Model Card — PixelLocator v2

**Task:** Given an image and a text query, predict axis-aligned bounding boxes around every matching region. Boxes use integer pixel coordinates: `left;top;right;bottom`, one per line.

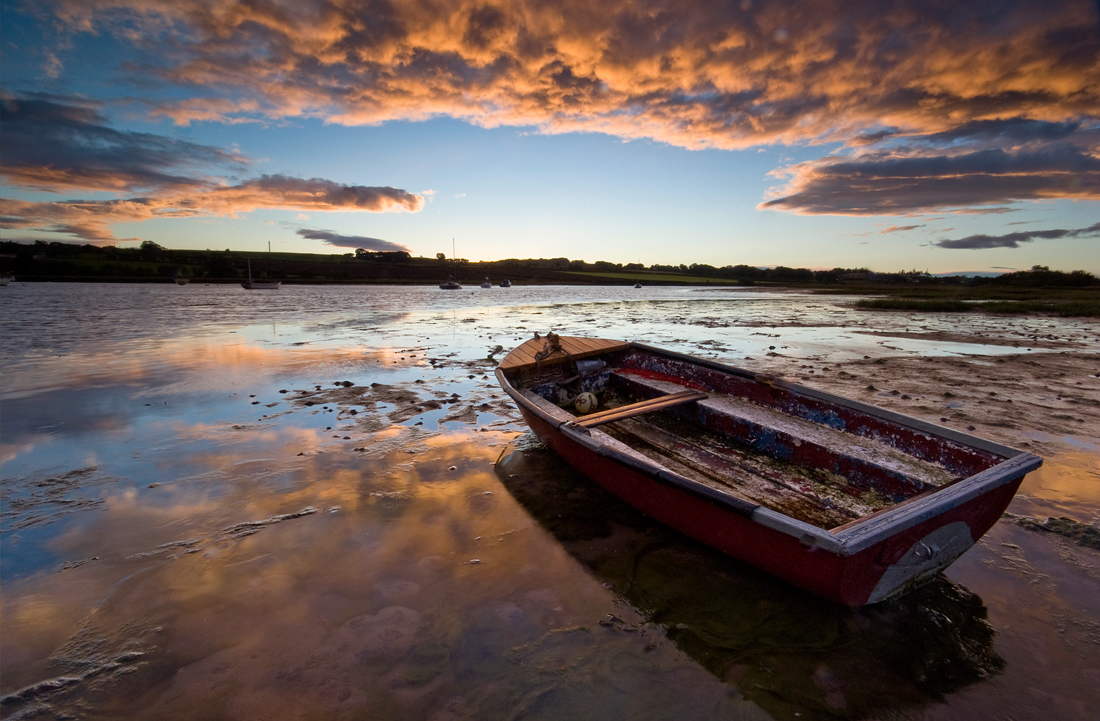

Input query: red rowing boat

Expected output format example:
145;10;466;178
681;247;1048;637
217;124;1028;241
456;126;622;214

495;334;1042;606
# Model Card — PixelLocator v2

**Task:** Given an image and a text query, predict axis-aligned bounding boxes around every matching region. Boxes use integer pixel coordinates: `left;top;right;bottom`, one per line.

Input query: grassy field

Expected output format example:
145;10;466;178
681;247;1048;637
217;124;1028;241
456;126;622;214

559;270;743;285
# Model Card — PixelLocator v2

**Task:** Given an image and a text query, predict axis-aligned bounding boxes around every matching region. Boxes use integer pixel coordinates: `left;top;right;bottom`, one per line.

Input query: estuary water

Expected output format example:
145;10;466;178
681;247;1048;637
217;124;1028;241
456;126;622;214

2;282;1098;720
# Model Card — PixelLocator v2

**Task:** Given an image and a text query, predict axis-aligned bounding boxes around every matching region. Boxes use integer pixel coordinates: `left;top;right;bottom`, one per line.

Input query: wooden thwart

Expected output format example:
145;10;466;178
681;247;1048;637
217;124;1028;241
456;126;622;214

577;390;708;427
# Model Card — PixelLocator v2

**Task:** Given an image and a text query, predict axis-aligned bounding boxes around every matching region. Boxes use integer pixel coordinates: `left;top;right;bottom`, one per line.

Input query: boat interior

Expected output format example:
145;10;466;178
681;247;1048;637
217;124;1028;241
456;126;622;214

502;340;1008;531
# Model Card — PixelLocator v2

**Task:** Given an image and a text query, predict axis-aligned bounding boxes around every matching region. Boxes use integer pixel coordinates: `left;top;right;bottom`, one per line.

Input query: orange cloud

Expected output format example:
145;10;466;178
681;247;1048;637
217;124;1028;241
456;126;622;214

1;177;423;243
46;0;1099;151
10;1;1100;219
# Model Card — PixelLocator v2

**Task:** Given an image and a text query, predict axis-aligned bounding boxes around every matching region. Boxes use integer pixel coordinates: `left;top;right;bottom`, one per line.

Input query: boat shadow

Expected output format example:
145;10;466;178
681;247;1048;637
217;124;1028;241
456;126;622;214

495;442;1004;721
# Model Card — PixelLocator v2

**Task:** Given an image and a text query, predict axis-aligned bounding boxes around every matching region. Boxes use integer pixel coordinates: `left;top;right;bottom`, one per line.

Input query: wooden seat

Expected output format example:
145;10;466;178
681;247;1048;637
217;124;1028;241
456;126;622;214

576;390;708;427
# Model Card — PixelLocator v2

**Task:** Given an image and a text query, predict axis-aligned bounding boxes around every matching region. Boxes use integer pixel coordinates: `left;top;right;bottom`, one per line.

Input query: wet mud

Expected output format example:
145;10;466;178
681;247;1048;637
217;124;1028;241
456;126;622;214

1004;514;1100;551
2;284;1098;721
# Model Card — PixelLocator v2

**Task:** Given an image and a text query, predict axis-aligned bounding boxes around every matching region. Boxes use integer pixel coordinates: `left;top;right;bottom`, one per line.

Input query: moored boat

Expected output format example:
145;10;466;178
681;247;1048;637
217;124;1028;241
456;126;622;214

241;259;280;289
481;277;492;288
501;279;512;287
439;238;462;289
495;334;1042;606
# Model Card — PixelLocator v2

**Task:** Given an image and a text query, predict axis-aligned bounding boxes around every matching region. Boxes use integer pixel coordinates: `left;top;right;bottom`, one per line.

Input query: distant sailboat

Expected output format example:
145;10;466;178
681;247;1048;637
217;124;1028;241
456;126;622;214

0;275;11;287
500;279;511;287
481;277;492;288
241;259;281;290
439;239;462;289
634;282;642;288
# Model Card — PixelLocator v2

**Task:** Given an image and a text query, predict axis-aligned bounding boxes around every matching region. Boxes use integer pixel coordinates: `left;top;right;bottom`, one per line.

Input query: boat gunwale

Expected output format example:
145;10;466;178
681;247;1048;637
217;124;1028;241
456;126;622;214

496;339;1042;556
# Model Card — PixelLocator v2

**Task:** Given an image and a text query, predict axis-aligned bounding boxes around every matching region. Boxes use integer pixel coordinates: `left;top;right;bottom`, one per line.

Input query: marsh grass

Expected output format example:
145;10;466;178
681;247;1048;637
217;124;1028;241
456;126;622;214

855;297;1100;317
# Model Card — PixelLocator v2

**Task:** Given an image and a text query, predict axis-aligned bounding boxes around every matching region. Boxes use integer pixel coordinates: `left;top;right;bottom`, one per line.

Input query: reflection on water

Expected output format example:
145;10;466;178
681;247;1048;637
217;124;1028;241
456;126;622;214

496;443;1004;720
2;283;1098;720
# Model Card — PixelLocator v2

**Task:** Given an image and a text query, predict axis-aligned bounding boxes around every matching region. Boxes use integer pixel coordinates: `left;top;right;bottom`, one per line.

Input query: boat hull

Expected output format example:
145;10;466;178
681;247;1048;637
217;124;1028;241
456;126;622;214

498;337;1040;606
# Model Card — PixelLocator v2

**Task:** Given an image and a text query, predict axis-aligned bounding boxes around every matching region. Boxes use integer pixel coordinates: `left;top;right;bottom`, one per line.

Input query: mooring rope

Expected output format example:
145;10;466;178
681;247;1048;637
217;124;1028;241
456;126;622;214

533;331;568;368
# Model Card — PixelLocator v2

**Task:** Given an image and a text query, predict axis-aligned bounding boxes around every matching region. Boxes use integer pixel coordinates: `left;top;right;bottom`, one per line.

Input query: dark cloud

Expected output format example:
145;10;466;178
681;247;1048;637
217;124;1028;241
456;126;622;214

934;222;1100;249
0;96;424;242
0;95;245;193
920;118;1084;145
759;144;1100;215
296;229;410;252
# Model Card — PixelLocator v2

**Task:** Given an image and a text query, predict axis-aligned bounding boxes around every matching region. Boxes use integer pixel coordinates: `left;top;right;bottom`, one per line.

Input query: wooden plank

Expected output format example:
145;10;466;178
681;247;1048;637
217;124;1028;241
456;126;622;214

577;390;708;427
499;336;629;371
603;417;862;528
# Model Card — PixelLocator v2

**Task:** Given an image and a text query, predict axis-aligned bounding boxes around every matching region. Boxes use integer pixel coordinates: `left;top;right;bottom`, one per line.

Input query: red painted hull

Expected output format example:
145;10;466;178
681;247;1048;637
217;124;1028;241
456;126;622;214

519;406;1023;606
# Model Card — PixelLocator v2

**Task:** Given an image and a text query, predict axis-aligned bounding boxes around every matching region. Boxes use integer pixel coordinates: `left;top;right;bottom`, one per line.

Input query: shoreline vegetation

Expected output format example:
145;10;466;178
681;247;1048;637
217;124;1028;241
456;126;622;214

2;240;1097;316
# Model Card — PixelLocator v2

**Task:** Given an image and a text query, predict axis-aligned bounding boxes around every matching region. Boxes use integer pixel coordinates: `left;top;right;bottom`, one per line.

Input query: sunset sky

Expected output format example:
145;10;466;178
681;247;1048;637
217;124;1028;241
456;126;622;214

1;0;1098;273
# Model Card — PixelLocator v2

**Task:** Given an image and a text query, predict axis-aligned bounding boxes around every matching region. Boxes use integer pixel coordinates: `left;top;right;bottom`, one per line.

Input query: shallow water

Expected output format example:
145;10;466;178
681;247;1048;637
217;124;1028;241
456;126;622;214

2;283;1098;720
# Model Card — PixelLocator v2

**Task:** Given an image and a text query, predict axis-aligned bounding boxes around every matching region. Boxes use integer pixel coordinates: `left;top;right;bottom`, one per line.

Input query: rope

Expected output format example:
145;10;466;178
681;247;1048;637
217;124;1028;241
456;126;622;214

533;331;569;368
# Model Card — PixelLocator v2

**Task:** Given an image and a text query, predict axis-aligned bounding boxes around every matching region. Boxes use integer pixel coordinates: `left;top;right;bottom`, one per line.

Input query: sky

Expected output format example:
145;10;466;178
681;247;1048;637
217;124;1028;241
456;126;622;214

1;0;1098;274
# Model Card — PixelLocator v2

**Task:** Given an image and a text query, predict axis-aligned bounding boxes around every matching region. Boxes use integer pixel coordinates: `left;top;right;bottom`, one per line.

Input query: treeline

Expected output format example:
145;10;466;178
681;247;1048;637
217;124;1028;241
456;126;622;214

2;241;1097;288
972;265;1100;288
0;241;429;283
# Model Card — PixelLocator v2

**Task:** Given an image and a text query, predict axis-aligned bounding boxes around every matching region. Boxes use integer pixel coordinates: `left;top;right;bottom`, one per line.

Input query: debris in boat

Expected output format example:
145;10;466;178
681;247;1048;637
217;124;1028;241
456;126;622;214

575;392;598;414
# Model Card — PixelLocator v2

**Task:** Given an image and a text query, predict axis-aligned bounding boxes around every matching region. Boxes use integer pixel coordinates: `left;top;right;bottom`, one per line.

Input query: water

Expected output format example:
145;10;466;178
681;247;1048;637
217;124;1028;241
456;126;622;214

2;283;1098;720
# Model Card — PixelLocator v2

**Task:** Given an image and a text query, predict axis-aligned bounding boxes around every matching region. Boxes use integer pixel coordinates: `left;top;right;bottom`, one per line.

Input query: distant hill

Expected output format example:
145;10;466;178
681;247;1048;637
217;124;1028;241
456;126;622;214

932;271;1005;278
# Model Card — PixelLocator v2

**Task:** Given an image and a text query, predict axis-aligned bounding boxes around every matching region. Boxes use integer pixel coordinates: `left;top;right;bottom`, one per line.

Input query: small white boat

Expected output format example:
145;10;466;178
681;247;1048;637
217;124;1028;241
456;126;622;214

634;282;642;288
481;277;492;289
0;275;11;287
241;259;280;290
